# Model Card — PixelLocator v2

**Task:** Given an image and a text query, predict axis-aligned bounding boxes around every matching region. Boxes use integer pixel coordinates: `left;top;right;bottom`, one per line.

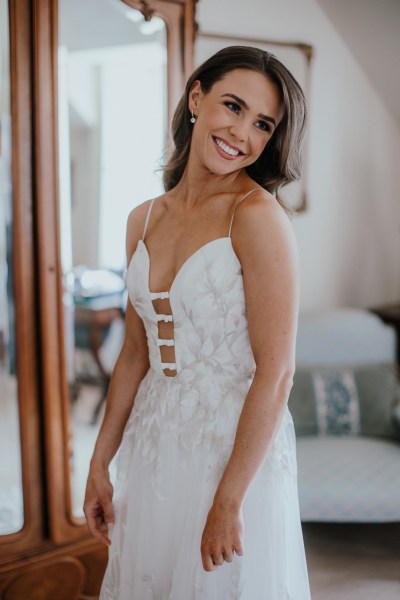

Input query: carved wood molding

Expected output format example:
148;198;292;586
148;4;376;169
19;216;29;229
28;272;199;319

32;0;86;545
0;540;107;600
0;0;45;561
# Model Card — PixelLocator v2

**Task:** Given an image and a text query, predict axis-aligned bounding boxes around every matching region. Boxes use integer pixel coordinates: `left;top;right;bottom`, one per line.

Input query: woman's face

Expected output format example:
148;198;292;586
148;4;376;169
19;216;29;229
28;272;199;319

188;68;283;176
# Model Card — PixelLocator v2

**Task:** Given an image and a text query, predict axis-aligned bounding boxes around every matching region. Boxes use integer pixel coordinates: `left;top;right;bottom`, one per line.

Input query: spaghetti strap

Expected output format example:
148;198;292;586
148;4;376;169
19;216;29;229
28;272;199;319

228;188;258;237
142;198;156;241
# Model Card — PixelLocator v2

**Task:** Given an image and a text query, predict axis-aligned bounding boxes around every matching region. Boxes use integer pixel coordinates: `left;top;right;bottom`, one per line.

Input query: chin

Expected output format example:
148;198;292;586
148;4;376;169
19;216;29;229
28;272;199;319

207;165;240;177
206;157;246;176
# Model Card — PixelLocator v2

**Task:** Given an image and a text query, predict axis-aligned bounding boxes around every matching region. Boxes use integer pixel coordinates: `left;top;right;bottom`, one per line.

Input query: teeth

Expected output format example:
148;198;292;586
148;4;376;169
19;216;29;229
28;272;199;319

215;137;239;156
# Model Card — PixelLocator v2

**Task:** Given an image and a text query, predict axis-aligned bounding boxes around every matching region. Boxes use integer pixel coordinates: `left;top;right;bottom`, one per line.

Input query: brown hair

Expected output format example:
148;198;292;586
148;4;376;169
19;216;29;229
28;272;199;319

163;46;307;212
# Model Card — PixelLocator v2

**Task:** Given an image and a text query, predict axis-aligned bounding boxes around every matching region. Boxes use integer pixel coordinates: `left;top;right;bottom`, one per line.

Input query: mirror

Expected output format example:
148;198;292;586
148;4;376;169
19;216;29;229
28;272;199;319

58;0;167;518
0;0;24;535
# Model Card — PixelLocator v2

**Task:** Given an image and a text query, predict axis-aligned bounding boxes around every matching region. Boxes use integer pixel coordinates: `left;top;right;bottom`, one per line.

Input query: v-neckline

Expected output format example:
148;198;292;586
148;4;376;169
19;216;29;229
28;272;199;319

137;237;233;297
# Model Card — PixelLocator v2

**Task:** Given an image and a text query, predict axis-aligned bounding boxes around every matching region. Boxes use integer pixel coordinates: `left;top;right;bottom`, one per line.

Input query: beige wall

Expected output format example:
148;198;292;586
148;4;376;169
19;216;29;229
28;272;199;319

197;0;400;312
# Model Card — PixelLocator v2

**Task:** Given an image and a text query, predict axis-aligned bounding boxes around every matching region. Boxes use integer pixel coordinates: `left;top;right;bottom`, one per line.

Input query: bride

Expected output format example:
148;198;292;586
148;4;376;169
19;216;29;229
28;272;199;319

84;46;311;599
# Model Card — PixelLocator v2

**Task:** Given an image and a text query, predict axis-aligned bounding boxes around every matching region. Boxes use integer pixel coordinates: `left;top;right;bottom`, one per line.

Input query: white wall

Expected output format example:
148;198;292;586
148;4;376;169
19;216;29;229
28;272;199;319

197;0;400;312
98;43;166;269
68;58;101;270
65;43;166;271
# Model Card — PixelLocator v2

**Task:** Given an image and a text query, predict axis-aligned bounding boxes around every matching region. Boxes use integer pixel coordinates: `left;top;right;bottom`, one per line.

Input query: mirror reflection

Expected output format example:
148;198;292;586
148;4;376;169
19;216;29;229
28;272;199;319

0;0;24;535
58;0;167;518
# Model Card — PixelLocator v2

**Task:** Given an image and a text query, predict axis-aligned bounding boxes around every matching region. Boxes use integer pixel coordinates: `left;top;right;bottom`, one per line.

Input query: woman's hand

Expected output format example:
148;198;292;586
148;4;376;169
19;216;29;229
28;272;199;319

200;501;244;571
83;465;114;546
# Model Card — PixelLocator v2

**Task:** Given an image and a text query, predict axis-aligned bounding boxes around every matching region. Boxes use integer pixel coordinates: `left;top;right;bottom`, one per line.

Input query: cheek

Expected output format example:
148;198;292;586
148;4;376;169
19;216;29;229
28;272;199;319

250;134;269;157
202;105;231;130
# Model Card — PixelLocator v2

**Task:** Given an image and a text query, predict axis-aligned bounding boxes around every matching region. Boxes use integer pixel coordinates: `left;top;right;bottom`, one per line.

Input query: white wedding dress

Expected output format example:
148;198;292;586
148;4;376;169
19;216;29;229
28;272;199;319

99;193;311;599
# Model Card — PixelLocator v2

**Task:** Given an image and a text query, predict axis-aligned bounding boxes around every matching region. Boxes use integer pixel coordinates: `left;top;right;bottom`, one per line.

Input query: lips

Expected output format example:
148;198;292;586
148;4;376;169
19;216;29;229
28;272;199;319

212;136;245;160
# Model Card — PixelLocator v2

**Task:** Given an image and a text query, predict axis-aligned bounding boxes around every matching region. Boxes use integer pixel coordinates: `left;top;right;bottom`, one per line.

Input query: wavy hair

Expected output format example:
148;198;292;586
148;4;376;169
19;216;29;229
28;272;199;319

163;46;307;212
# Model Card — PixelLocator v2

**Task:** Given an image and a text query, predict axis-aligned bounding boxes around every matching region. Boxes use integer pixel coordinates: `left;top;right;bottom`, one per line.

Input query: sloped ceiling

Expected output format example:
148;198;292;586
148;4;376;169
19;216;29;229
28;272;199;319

315;0;400;126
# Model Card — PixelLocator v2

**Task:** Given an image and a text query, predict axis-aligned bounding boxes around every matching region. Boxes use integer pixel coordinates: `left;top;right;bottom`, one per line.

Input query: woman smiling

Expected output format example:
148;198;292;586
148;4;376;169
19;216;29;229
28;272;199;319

84;46;311;599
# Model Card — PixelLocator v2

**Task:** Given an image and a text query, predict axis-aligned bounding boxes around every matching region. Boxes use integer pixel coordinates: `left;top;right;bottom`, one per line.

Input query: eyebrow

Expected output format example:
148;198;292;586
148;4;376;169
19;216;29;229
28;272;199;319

221;93;277;127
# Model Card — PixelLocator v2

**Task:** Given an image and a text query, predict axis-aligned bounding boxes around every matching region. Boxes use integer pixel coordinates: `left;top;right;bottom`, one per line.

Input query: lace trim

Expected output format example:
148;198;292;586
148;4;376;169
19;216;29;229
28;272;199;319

150;291;169;300
157;338;175;347
161;362;176;370
156;313;173;322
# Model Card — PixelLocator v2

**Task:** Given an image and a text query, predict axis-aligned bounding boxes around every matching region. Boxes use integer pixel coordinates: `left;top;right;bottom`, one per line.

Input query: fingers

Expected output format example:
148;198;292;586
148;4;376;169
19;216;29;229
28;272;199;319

200;508;245;571
233;541;244;556
212;552;225;566
103;500;115;528
201;545;243;572
203;553;217;572
222;548;234;563
84;475;114;546
84;499;114;546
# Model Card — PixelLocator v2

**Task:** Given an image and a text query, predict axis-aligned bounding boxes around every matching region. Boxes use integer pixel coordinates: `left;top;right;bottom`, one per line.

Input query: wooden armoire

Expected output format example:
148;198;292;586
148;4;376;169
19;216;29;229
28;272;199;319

0;0;196;597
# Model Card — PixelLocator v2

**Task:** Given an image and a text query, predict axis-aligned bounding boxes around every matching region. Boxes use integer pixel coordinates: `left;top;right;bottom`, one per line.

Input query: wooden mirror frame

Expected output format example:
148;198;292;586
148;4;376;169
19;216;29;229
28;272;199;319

0;0;44;561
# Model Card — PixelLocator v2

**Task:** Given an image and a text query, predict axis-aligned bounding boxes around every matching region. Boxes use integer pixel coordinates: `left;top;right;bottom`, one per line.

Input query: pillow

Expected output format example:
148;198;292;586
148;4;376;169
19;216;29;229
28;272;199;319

288;363;400;439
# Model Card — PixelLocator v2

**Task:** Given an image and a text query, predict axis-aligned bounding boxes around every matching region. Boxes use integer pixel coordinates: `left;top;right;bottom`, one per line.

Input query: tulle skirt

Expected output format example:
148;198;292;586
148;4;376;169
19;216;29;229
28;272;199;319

99;370;311;599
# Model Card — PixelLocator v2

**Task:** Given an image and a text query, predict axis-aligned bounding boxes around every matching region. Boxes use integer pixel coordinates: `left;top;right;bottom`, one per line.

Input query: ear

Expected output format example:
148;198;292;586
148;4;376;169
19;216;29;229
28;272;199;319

188;80;203;114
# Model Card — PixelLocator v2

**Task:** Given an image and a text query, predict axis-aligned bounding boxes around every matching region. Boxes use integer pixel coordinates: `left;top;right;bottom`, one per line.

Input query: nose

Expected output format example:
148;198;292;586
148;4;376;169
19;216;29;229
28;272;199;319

228;123;247;143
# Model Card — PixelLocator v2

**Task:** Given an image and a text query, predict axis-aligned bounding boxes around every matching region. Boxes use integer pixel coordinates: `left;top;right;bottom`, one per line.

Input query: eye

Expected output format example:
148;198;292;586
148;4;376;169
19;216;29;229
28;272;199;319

223;101;241;114
256;120;272;133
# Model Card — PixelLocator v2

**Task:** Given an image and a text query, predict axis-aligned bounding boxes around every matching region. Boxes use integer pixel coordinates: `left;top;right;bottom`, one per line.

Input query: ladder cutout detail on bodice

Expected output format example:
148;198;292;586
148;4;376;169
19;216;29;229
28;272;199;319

151;296;177;376
140;189;258;377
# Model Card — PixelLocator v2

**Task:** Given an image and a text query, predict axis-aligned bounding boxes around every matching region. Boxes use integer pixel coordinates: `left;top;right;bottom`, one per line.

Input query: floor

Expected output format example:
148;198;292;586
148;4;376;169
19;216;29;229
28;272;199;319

303;522;400;599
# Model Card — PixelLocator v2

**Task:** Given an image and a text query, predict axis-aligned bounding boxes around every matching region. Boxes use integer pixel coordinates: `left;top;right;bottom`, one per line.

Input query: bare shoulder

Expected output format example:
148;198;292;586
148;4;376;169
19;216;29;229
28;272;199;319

233;187;296;259
125;194;166;259
126;194;162;237
233;189;299;327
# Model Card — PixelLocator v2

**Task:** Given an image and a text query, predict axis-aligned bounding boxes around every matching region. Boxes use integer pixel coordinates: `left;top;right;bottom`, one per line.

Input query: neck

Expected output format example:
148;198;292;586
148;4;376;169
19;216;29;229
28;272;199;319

170;148;247;207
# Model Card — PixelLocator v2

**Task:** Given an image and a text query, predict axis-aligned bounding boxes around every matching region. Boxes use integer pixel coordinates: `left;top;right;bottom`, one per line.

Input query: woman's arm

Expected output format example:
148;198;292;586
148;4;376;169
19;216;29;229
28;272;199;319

84;205;151;546
201;191;299;571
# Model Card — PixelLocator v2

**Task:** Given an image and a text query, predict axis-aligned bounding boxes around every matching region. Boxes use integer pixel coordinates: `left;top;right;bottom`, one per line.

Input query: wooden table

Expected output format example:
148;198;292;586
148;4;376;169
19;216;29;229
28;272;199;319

74;293;125;422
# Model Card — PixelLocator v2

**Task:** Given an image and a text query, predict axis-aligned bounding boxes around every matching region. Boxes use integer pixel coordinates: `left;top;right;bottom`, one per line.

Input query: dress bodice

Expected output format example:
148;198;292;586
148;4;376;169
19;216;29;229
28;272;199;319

126;236;256;383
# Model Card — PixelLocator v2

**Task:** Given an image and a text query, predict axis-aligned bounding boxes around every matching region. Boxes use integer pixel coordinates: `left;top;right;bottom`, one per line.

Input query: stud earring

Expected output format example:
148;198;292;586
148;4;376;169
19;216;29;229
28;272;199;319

190;111;196;124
